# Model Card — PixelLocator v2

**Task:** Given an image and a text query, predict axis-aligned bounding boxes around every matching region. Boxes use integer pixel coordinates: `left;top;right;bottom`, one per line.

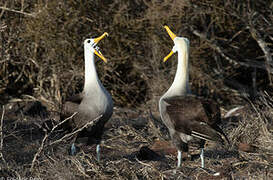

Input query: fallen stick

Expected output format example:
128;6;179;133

0;6;36;17
30;112;78;172
49;114;103;146
0;106;6;164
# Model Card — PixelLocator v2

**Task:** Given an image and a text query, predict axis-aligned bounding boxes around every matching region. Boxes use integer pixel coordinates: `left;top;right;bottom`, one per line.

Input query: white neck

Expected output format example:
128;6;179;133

164;45;190;97
83;49;100;93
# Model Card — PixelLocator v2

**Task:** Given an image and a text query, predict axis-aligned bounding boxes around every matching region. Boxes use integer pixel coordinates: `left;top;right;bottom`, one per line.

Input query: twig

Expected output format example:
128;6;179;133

199;167;220;176
135;157;153;167
51;112;78;133
0;106;6;164
30;129;48;172
191;28;273;74
192;29;239;65
30;112;78;172
228;29;246;43
0;6;36;17
49;114;103;146
248;24;272;85
21;0;25;12
136;157;167;179
224;106;244;118
0;23;7;32
69;158;90;177
0;1;7;18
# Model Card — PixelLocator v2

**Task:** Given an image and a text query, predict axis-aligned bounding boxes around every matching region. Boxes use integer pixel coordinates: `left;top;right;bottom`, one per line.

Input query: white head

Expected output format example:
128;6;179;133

84;38;96;52
84;32;109;63
163;26;190;62
172;37;189;52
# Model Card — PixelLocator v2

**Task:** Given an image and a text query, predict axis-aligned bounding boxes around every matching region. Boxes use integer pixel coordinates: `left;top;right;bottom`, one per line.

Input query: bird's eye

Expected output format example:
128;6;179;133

87;40;91;43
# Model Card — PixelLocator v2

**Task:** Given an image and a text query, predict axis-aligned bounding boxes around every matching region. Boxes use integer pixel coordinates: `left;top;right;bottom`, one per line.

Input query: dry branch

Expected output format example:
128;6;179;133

191;28;238;65
0;106;6;165
0;23;7;32
30;112;78;172
248;25;272;85
0;1;7;18
30;129;48;172
191;28;273;75
0;6;35;17
49;114;103;146
69;158;90;178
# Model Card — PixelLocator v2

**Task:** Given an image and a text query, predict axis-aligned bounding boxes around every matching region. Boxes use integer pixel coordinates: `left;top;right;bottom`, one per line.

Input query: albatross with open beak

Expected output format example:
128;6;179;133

62;32;113;161
159;26;229;169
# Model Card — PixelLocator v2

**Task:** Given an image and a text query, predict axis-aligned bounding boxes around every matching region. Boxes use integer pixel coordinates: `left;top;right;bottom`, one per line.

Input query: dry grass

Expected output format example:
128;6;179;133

0;93;273;179
0;0;273;179
1;0;272;107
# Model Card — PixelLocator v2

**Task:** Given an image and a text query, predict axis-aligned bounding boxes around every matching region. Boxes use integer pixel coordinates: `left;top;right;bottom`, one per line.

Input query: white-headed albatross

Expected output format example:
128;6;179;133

159;26;229;168
62;32;113;160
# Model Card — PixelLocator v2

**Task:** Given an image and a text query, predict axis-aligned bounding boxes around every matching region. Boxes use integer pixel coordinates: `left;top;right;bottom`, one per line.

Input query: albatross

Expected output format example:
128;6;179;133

159;26;229;168
62;32;113;160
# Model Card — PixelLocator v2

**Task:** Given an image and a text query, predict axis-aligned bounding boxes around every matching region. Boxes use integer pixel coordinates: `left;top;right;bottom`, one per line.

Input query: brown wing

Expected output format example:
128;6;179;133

60;93;83;128
61;101;79;118
65;93;83;104
61;93;83;118
163;95;228;144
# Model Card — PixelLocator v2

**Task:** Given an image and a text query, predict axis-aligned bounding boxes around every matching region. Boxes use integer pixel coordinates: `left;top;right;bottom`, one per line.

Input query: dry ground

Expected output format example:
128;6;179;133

0;92;272;179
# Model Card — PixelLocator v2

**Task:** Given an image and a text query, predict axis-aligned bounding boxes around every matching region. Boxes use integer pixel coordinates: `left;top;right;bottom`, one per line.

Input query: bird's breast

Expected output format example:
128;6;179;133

79;87;113;119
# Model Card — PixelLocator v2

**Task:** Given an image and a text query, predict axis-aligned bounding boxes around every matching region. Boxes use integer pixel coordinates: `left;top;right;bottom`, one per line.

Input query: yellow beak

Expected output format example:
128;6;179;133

163;50;174;62
163;26;177;62
164;25;177;40
94;32;108;44
93;32;109;63
94;50;107;63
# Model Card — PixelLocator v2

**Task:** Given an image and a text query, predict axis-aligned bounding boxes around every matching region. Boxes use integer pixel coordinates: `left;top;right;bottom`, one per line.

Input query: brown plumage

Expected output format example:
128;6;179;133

159;26;229;168
162;95;229;144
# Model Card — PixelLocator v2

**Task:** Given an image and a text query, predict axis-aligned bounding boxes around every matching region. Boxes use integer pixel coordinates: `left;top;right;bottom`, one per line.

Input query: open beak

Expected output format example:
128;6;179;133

94;50;107;63
163;51;174;62
93;32;109;63
164;26;177;40
163;26;177;62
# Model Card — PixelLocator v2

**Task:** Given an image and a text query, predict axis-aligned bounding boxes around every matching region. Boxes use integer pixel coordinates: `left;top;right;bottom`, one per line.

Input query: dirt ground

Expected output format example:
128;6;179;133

0;98;272;180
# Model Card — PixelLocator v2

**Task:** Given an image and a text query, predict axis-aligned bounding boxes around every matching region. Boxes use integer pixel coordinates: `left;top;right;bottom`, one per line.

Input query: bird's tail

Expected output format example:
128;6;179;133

191;123;229;145
212;125;230;145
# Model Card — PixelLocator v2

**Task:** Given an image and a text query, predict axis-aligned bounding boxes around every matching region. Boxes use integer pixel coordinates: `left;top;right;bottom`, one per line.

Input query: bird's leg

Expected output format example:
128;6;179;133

70;135;77;155
71;143;76;155
96;144;100;162
177;150;182;168
200;148;204;168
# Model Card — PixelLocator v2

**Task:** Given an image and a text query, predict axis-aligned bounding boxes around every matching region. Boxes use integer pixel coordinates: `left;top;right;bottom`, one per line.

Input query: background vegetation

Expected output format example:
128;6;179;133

0;0;272;179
